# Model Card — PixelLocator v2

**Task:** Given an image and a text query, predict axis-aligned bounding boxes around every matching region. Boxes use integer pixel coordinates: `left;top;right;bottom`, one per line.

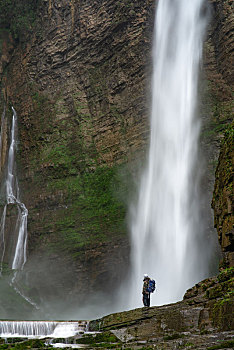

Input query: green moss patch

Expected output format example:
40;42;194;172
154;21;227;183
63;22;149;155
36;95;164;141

217;267;234;283
46;165;130;256
207;340;234;350
0;339;49;349
0;0;40;42
200;100;233;140
163;333;184;341
76;331;121;347
212;293;234;331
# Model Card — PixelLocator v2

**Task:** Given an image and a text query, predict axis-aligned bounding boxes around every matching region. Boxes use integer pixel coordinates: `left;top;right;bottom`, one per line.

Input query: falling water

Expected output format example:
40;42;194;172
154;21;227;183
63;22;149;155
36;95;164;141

0;107;38;309
129;0;208;307
7;108;28;270
0;107;28;270
0;320;88;338
0;206;6;275
0;107;6;275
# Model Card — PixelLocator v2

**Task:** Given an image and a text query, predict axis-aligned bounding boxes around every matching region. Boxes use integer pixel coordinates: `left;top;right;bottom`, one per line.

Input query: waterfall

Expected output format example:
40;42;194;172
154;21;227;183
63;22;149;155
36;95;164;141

0;107;28;271
0;107;38;309
0;321;88;338
0;206;6;275
0;107;6;275
128;0;208;307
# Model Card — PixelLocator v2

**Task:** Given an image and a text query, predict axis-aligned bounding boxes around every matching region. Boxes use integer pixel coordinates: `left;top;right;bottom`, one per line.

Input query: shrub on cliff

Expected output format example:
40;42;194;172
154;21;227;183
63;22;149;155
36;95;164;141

0;0;40;41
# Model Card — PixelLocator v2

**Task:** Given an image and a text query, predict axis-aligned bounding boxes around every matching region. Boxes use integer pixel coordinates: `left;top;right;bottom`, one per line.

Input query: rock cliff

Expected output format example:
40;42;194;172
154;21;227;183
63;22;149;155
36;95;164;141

212;126;234;267
0;0;156;316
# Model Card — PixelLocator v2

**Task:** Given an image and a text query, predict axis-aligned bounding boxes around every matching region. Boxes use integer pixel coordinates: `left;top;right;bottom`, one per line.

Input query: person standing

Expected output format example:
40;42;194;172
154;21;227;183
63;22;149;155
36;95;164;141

142;274;151;307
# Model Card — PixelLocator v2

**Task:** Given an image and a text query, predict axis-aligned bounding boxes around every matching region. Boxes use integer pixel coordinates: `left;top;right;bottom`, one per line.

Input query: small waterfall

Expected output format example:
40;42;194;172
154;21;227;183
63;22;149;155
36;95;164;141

0;107;6;275
0;106;6;170
0;107;28;271
0;206;6;275
11;201;28;270
0;107;36;310
7;108;28;270
128;0;208;307
0;321;89;338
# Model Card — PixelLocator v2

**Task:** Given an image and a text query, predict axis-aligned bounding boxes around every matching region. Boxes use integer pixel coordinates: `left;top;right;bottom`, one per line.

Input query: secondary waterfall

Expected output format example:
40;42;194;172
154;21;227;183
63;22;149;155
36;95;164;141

128;0;208;307
0;107;28;271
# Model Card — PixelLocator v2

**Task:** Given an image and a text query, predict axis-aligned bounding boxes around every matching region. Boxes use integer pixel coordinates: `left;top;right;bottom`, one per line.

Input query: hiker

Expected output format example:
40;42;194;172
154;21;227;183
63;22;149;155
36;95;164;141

142;274;156;307
142;274;150;307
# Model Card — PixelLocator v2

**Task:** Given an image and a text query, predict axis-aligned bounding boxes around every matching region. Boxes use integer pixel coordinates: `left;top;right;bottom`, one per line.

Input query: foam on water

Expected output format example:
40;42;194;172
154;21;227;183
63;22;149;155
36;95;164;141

0;321;88;338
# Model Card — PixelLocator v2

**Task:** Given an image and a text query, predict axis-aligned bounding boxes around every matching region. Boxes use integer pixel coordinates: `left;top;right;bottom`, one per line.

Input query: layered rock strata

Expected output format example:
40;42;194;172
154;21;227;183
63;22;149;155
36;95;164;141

212;127;234;267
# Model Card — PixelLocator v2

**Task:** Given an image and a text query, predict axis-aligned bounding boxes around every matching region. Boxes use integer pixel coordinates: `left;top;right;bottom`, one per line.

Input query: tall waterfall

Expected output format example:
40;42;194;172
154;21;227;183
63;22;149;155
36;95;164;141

129;0;208;307
0;107;28;271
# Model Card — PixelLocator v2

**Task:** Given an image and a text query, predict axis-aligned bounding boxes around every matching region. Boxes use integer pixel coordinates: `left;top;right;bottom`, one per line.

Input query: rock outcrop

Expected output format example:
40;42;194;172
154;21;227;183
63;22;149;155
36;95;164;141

89;268;234;349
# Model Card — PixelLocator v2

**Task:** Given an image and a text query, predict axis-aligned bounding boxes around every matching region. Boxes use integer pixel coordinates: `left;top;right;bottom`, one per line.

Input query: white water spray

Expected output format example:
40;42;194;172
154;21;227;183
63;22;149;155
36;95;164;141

128;0;208;307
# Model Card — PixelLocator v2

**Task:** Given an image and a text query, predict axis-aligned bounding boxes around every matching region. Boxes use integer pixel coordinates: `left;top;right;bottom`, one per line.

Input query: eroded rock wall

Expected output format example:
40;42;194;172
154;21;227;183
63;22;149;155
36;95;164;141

0;0;155;312
201;0;233;266
212;127;234;267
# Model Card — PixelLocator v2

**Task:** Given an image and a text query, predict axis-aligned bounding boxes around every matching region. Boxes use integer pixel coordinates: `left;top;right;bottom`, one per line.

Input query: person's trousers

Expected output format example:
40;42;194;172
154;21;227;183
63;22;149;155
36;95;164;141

143;293;150;307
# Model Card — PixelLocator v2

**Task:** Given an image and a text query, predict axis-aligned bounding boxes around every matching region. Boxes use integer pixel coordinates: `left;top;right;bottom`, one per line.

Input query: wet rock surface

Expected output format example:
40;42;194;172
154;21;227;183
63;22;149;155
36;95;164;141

88;269;234;349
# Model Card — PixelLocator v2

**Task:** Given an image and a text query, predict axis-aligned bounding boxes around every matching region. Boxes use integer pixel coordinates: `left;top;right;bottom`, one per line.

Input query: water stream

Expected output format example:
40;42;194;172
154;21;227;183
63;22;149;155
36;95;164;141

128;0;209;307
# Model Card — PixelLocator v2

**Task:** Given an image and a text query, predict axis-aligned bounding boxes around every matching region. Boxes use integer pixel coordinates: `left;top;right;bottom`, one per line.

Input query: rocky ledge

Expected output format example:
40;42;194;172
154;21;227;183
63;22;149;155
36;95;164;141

87;268;234;349
0;268;233;349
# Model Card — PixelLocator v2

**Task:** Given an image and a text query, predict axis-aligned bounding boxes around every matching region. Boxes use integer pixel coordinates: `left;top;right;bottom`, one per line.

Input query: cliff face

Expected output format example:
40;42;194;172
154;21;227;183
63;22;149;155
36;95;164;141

0;0;233;317
212;127;234;267
201;0;233;266
0;0;155;314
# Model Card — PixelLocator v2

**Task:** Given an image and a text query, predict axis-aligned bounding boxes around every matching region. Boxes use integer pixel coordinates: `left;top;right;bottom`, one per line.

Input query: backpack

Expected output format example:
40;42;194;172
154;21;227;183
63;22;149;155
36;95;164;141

147;279;156;293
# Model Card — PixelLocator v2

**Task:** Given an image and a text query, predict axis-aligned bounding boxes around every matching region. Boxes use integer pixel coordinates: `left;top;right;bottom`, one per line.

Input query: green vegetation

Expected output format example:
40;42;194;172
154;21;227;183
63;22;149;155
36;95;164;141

15;84;132;260
76;331;121;347
163;333;184;341
0;262;12;276
183;343;194;348
207;340;234;350
0;339;51;349
0;0;40;42
47;165;129;256
217;267;234;283
200;100;233;140
223;122;234;139
211;268;234;331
